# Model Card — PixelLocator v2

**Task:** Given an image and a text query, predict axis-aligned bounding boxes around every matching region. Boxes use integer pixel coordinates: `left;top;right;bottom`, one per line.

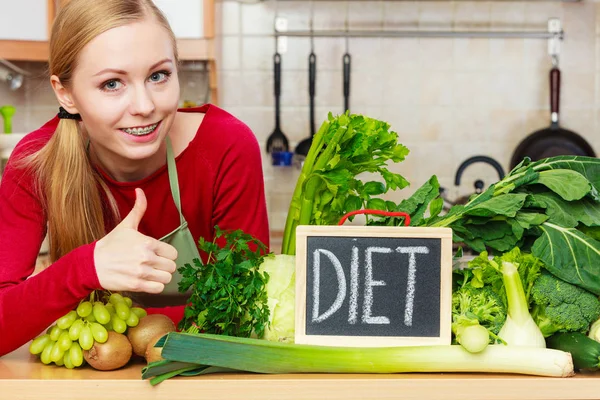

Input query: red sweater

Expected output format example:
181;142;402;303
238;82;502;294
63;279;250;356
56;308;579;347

0;104;270;356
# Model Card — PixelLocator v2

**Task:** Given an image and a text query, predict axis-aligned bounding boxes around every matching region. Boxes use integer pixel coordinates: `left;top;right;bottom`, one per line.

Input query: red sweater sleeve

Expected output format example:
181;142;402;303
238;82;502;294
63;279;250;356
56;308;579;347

0;138;101;357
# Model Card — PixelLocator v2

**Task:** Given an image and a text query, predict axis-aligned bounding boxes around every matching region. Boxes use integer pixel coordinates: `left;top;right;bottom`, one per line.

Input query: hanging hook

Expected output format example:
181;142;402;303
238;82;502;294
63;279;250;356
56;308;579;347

309;0;315;52
273;0;279;52
344;0;349;52
547;18;562;68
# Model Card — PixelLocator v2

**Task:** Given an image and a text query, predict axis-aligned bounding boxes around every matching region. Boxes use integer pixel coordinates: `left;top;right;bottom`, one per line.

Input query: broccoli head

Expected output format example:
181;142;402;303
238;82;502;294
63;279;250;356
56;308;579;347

531;271;600;337
452;285;507;343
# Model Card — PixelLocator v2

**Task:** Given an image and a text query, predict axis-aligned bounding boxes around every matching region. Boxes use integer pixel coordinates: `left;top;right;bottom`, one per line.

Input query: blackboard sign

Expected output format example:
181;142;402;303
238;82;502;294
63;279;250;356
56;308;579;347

295;226;452;347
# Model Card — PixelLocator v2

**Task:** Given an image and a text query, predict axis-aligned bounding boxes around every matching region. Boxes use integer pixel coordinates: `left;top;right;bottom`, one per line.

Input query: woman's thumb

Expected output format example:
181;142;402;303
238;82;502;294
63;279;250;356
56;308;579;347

119;188;147;230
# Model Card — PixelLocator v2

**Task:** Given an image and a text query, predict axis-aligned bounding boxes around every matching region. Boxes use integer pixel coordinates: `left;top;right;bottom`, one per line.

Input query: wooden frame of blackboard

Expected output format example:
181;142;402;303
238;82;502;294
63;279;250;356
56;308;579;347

295;225;453;347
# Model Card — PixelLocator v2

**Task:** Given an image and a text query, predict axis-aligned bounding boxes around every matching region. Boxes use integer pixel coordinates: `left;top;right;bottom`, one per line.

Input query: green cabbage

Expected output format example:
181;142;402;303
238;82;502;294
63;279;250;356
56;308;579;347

259;254;296;343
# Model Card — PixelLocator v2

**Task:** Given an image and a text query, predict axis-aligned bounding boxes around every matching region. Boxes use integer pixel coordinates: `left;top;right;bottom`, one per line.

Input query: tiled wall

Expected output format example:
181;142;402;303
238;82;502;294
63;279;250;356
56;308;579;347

1;1;599;246
214;0;600;240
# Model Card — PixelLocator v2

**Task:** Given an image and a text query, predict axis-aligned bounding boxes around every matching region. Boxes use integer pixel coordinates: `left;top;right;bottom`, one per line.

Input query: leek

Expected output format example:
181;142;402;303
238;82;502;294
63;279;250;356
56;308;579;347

142;332;574;380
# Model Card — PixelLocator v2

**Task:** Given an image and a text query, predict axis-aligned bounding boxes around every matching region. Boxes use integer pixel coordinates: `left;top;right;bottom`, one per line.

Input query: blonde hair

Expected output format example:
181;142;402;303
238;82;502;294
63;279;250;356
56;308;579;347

23;0;177;262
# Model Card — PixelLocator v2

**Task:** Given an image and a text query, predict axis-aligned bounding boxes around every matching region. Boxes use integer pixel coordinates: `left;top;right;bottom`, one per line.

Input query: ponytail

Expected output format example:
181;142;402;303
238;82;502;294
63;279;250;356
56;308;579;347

23;119;119;261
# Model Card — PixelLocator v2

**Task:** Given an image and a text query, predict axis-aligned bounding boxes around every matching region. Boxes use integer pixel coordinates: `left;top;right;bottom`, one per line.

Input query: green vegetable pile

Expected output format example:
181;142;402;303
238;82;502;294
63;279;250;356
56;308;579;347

447;225;600;368
143;112;600;384
375;154;600;366
376;156;600;297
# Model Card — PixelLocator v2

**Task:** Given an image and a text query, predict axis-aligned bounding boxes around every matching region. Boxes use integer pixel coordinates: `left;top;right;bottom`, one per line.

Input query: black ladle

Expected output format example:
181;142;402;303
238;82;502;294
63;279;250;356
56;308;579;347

295;52;317;157
266;53;289;154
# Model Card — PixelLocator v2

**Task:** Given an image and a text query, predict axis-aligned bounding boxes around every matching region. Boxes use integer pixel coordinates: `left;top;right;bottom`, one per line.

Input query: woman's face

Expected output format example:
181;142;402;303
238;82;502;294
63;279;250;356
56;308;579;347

65;17;180;178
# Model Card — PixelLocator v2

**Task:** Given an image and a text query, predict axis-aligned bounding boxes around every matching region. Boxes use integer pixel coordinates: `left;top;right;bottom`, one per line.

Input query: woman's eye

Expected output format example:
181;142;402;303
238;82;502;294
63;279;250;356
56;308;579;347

149;71;170;83
102;80;122;91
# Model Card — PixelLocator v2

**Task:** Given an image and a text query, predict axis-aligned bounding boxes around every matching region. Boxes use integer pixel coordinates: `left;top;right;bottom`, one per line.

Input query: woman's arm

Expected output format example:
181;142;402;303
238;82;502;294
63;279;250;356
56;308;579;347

0;150;101;357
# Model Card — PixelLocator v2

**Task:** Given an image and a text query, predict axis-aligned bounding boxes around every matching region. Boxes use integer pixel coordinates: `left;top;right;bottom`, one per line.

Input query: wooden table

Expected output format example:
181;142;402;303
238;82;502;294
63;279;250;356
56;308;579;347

1;344;600;400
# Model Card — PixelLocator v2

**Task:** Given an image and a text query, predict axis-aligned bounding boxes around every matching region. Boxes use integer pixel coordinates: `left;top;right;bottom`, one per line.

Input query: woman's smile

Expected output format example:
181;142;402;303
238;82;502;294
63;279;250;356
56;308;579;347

118;120;163;144
120;121;160;136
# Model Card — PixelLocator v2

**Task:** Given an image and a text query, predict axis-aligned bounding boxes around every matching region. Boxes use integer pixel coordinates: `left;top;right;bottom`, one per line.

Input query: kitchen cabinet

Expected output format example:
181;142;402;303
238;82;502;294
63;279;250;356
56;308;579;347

156;0;216;61
0;0;51;41
0;0;56;61
155;0;207;39
0;0;215;62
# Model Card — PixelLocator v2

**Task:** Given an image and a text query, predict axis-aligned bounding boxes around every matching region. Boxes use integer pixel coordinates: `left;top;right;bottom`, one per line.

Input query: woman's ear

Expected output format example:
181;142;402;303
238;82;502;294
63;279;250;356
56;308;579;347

50;75;80;115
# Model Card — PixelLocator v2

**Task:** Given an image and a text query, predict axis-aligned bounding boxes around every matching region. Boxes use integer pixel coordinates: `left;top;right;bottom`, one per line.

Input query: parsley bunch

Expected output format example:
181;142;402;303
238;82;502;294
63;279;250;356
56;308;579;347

177;227;271;338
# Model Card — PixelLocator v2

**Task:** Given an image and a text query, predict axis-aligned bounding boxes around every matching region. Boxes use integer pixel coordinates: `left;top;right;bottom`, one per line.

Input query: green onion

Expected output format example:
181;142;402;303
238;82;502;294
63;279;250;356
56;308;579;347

148;332;574;378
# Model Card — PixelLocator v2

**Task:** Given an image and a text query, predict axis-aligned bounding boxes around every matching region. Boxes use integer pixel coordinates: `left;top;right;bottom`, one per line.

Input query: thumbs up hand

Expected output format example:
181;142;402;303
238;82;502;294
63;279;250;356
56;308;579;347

118;186;147;231
94;188;179;294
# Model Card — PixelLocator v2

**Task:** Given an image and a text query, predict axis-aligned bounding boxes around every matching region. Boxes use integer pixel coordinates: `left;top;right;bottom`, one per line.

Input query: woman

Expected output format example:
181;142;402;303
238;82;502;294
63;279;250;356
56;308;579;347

0;0;269;357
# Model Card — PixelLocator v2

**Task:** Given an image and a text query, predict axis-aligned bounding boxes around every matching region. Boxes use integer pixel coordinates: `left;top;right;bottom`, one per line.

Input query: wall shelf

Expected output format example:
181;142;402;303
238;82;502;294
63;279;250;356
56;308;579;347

0;39;214;62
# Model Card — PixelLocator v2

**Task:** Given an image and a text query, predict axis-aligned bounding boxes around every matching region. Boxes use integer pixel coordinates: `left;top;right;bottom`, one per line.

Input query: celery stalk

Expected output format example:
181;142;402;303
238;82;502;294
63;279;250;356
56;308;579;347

282;120;349;255
281;114;410;255
154;332;574;378
281;121;330;255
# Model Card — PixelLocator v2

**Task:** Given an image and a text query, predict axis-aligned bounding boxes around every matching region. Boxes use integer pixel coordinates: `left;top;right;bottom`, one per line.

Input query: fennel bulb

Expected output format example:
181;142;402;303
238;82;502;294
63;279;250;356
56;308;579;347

498;261;546;348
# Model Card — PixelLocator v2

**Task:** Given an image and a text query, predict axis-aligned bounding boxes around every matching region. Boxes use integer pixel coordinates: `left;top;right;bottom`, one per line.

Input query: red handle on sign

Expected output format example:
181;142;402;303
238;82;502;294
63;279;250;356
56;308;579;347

337;209;411;226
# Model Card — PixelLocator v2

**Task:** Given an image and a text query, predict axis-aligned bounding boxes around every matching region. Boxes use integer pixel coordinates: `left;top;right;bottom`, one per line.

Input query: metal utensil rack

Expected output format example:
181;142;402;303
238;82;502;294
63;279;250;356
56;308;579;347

275;18;564;63
275;28;563;40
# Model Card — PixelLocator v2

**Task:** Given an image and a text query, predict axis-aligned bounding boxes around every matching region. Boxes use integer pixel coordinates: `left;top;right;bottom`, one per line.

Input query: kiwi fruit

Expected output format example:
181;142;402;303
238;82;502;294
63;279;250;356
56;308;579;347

84;331;132;371
144;333;166;363
127;314;176;357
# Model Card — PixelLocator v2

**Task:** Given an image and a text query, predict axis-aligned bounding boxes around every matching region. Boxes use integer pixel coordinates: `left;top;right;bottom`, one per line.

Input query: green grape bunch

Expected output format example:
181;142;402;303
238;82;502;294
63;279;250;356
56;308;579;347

28;291;147;369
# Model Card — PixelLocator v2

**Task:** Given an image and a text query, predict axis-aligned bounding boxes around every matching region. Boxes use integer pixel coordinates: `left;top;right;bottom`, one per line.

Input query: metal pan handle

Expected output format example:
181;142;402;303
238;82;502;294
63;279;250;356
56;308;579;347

309;52;317;137
343;53;351;113
274;53;281;128
550;67;560;124
309;52;316;97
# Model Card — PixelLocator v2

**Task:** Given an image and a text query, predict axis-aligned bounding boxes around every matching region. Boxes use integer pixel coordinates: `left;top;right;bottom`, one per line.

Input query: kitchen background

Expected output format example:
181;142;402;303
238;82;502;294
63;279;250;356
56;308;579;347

1;0;600;250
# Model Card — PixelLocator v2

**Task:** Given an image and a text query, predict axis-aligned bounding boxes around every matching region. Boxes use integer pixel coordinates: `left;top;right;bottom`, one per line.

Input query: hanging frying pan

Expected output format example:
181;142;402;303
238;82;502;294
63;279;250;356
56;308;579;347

509;66;595;169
